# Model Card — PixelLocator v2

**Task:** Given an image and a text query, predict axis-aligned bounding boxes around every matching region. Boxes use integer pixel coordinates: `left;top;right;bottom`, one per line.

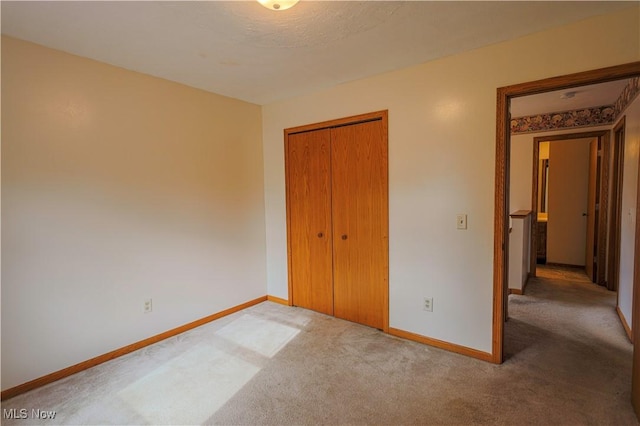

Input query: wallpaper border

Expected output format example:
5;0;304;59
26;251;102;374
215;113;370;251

510;77;639;134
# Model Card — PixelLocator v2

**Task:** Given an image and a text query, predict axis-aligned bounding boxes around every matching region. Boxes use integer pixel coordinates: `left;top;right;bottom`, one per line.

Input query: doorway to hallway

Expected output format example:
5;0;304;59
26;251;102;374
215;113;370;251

493;62;640;365
493;60;640;419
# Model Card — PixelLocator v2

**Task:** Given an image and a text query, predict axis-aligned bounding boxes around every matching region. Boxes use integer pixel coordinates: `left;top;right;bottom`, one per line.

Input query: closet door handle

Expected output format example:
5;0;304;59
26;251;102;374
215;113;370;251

341;234;348;240
317;232;324;238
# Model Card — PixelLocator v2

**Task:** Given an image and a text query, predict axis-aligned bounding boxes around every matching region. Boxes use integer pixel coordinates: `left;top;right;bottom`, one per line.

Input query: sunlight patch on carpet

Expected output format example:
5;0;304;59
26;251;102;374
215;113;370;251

117;314;299;424
216;313;300;358
117;341;259;424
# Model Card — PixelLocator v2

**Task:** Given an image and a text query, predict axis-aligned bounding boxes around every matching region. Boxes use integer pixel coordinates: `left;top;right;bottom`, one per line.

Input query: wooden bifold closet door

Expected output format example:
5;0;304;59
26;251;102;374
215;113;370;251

285;111;389;331
286;128;334;316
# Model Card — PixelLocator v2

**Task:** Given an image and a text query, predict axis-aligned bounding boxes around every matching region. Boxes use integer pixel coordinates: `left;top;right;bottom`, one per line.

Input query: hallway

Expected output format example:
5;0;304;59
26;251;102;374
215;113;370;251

505;265;636;423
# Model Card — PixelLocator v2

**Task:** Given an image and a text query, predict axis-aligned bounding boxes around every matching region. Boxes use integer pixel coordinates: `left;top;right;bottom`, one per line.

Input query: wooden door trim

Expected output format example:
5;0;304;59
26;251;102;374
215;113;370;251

285;110;387;136
284;126;295;308
284;110;390;333
610;116;626;295
493;61;640;364
530;131;609;283
599;132;611;287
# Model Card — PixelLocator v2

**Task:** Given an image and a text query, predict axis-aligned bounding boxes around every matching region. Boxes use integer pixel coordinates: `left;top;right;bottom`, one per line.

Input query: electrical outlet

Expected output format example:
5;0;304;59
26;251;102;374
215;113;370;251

423;297;433;312
456;214;467;230
144;299;152;314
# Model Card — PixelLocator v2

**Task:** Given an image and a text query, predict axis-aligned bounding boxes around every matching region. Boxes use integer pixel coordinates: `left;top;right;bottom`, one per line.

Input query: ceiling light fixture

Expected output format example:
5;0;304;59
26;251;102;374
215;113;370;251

257;0;299;11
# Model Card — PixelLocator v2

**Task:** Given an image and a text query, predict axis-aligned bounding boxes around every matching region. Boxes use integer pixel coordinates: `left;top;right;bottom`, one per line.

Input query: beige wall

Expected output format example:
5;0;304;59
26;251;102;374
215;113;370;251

263;7;640;353
1;37;266;390
547;138;592;265
617;94;640;327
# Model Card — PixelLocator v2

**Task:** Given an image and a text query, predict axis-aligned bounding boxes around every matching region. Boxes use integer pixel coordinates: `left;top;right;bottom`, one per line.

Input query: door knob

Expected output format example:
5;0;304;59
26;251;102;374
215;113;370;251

341;234;348;240
317;232;324;238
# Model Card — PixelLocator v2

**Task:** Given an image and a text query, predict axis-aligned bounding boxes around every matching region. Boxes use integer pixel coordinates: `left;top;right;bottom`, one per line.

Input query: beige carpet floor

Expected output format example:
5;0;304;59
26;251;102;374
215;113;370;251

2;265;637;425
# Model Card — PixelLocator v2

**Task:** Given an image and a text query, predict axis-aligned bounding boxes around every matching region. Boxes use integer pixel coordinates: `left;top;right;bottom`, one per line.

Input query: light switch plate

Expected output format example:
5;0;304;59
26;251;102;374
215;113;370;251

457;214;467;230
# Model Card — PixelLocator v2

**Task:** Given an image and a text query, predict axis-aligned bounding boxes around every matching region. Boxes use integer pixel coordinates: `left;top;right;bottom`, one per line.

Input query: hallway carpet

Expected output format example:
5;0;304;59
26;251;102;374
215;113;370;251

2;266;637;425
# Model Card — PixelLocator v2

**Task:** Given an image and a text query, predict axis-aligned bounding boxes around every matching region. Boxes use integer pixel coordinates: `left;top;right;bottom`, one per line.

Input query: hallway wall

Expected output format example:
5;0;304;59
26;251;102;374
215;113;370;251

617;94;640;326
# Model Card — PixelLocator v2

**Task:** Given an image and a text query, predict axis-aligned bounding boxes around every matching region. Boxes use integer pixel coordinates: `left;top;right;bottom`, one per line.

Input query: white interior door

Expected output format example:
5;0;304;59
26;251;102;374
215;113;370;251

547;138;592;266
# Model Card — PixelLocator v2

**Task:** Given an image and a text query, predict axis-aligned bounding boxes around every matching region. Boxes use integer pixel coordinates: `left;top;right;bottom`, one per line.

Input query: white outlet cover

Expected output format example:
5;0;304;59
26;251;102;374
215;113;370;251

423;297;433;312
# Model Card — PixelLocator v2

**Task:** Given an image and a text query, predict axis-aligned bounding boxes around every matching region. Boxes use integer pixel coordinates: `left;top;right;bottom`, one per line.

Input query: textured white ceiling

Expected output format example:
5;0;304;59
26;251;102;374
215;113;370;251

1;1;634;105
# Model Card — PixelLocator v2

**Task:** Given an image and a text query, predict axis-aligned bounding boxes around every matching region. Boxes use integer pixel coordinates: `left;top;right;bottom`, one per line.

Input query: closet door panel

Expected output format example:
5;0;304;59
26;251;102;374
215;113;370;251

331;120;388;329
286;129;334;315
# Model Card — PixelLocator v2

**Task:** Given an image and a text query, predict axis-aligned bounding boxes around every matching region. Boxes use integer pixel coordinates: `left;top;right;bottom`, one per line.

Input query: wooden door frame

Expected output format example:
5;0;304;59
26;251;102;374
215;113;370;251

529;131;609;283
610;116;626;295
284;110;390;333
492;61;640;364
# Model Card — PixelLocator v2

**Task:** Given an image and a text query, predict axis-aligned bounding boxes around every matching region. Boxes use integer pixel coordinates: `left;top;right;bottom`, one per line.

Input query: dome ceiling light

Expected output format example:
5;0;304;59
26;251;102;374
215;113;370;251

257;0;299;11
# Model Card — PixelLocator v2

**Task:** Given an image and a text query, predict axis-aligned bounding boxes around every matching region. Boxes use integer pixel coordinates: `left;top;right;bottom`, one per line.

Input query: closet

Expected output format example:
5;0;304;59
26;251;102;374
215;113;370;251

285;111;389;331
